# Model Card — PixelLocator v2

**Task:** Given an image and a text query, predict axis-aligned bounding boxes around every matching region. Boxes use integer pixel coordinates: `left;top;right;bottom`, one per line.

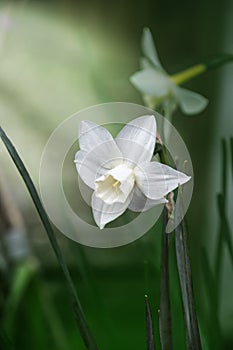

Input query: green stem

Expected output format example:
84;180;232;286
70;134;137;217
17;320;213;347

170;64;206;85
158;143;202;349
170;53;233;86
0;127;99;350
159;209;173;350
175;193;202;350
157;140;173;350
204;53;233;70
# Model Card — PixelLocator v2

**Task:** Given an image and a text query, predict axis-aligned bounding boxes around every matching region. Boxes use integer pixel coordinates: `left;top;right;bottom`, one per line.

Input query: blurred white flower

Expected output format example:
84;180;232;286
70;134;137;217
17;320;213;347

75;115;190;229
130;28;208;116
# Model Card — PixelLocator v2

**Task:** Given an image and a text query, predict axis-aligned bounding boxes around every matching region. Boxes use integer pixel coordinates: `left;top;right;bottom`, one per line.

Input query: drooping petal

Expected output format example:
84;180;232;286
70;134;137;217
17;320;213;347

115;115;156;165
134;161;191;200
142;27;165;72
176;87;208;115
128;185;167;212
130;69;172;97
92;192;132;229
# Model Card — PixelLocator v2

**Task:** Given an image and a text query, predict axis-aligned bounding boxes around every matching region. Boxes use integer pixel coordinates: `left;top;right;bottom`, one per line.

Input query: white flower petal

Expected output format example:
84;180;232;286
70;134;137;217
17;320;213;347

115;115;156;164
176;87;208;115
78;120;122;157
128;185;167;212
130;69;172;97
142;27;165;72
75;145;122;189
75;121;123;188
135;161;191;200
75;150;103;189
92;192;132;229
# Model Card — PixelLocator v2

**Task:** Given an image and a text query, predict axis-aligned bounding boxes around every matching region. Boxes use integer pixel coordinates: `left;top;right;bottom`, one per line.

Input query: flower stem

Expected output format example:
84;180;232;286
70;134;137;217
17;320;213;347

159;209;173;350
0;127;99;350
175;190;202;350
158;143;202;349
157;144;173;350
170;53;233;86
170;64;206;85
204;53;233;70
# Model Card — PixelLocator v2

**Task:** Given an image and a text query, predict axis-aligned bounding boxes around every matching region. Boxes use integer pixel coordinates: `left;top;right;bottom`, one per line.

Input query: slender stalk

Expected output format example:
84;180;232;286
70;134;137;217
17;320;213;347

175;198;202;350
204;53;233;70
158;143;202;349
0;127;99;350
216;140;233;281
157;145;173;350
170;54;233;86
230;137;233;181
145;295;156;350
170;64;206;85
159;209;173;350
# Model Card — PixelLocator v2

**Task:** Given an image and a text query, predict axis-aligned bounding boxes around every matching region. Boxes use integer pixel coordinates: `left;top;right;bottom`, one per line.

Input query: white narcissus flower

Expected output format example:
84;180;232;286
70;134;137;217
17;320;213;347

130;28;208;116
74;115;190;229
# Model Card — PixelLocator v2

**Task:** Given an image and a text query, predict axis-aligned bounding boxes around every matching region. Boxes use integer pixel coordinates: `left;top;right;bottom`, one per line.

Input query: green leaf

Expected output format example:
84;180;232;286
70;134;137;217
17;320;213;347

0;127;99;350
216;194;233;274
230;137;233;181
145;295;156;350
215;139;233;279
175;194;202;350
221;138;227;199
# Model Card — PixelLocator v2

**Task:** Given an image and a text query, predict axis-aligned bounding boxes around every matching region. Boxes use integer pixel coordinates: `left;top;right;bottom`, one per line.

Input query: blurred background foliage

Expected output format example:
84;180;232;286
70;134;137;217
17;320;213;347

0;0;233;349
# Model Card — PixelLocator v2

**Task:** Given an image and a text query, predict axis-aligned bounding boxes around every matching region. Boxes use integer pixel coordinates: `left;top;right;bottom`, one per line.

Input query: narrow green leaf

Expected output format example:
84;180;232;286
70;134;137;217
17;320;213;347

215;139;233;278
159;209;173;350
145;295;156;350
216;194;233;272
230;137;233;181
215;140;230;280
175;194;202;350
0;127;99;350
221;138;227;199
215;193;225;282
